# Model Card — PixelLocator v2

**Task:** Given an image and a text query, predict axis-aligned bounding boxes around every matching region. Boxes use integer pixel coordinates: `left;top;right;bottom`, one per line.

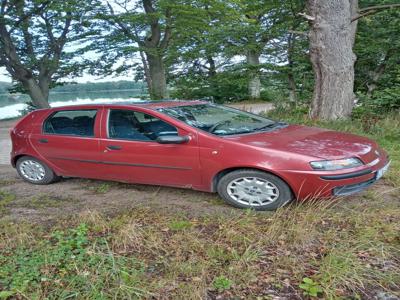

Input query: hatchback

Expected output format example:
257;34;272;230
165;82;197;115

10;101;390;210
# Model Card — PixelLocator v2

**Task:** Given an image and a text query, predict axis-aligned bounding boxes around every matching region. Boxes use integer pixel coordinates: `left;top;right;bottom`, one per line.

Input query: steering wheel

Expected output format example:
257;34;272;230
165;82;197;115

208;120;231;133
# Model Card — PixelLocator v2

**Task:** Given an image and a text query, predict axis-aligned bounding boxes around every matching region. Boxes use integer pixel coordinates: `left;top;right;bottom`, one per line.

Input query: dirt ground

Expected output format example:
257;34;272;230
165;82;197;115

1;161;398;227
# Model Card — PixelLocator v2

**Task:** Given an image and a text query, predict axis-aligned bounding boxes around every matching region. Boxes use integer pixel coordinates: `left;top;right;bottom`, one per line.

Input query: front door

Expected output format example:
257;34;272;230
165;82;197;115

29;108;102;178
99;108;200;188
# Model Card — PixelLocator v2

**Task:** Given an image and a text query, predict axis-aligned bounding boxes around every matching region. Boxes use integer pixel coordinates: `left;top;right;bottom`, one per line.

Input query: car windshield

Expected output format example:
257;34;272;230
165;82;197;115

158;104;284;136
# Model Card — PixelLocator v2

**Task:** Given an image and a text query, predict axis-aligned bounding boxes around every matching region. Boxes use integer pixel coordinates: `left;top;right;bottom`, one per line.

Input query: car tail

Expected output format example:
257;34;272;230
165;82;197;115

10;109;49;166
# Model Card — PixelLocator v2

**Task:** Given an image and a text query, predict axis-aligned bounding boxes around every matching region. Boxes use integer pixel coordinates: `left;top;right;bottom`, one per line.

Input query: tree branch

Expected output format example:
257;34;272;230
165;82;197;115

9;0;50;33
142;0;161;47
352;3;400;22
159;8;172;49
106;1;140;44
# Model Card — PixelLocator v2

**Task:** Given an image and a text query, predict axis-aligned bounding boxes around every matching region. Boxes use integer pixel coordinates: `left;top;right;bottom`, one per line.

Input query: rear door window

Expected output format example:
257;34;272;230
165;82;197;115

43;110;97;137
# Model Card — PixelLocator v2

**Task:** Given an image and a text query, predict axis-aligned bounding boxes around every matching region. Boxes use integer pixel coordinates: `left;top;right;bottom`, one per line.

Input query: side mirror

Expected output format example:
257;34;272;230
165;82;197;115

156;135;189;144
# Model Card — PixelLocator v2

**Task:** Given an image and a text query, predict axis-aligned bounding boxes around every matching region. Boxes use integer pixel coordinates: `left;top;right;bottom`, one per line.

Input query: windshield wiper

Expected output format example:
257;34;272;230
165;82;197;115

254;122;287;132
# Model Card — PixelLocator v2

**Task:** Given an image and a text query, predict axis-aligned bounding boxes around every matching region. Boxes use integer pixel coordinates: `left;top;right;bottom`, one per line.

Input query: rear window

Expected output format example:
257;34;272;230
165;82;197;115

43;110;97;137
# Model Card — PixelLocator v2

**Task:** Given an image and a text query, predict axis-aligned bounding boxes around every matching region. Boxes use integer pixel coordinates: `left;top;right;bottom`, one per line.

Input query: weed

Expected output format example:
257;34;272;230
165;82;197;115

299;277;323;297
168;219;192;231
212;275;233;291
90;182;111;194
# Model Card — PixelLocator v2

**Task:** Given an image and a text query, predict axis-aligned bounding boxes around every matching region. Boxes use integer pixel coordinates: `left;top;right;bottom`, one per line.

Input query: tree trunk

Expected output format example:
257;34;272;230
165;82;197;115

246;50;261;101
288;73;297;105
21;78;50;108
146;53;167;100
366;49;393;98
307;0;358;120
139;50;153;97
287;33;297;105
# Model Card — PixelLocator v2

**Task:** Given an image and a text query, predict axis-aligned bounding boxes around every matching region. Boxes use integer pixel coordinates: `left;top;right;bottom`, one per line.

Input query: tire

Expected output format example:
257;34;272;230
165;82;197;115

16;156;59;185
217;169;293;211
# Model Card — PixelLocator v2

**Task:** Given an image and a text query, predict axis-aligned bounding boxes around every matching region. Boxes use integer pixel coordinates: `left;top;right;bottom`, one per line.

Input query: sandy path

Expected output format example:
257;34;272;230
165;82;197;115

0;120;16;165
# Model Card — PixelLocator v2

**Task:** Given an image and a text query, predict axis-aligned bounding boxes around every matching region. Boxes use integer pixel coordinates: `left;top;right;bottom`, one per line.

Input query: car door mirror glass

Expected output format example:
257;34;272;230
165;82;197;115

156;135;189;144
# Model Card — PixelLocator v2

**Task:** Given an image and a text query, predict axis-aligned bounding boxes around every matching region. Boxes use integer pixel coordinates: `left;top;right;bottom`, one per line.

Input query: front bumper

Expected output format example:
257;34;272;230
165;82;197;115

277;158;390;200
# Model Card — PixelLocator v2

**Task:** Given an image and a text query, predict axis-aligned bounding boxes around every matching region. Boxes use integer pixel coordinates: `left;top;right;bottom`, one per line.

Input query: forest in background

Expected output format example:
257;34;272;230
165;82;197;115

0;0;399;119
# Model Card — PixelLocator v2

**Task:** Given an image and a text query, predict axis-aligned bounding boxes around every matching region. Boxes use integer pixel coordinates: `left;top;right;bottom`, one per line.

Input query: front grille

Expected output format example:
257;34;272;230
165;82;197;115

333;178;376;196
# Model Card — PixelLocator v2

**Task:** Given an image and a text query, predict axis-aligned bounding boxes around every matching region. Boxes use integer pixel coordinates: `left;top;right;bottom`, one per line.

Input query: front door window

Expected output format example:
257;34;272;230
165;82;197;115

108;109;178;141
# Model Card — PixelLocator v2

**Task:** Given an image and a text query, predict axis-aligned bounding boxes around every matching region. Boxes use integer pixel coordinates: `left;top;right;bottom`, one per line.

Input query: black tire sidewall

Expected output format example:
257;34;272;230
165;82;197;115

217;169;293;211
16;156;57;185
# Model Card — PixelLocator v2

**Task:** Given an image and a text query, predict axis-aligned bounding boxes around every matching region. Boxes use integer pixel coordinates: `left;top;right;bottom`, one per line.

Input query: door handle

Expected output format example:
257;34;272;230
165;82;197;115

38;138;48;143
107;145;122;150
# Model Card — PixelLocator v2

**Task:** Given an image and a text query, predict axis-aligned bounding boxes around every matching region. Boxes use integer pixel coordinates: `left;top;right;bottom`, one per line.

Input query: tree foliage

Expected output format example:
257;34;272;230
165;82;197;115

1;0;399;117
0;0;99;108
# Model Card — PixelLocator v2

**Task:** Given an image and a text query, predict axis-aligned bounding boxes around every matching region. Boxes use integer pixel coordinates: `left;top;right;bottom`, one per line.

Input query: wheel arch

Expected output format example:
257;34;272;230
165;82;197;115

211;166;296;197
13;154;60;177
12;154;27;167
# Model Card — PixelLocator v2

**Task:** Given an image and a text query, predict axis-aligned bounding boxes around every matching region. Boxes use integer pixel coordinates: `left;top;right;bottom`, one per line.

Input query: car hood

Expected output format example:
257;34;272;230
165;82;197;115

224;124;378;161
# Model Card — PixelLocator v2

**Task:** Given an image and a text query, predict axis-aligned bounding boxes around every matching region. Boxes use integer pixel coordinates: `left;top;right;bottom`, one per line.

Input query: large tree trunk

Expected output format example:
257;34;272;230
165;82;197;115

146;53;167;100
21;78;50;108
307;0;358;120
246;50;261;101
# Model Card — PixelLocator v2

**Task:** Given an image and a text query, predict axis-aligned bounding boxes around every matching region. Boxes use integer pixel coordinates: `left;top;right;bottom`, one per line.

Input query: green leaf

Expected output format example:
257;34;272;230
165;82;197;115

0;291;14;299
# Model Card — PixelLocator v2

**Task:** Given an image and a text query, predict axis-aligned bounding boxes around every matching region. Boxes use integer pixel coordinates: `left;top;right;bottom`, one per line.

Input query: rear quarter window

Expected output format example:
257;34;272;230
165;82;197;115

43;110;97;137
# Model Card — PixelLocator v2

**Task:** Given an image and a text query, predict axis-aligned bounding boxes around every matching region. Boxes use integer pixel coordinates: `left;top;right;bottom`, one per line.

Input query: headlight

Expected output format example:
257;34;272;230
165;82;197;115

310;158;363;171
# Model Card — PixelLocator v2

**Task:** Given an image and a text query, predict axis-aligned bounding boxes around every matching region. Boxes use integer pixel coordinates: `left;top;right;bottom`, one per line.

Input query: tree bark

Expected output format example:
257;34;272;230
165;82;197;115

307;0;358;120
146;53;167;100
246;50;261;101
21;78;50;108
139;50;153;97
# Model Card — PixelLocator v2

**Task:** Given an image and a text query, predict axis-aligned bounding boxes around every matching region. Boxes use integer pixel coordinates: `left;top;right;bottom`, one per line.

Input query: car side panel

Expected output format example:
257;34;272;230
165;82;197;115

26;107;104;178
97;107;202;188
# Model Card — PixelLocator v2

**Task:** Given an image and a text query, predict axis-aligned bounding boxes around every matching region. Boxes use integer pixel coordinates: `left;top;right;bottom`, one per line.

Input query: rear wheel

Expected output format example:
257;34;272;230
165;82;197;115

16;156;59;185
217;169;293;211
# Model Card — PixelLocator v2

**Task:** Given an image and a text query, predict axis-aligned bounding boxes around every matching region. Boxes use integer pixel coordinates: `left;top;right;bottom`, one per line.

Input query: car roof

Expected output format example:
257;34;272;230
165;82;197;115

48;100;208;111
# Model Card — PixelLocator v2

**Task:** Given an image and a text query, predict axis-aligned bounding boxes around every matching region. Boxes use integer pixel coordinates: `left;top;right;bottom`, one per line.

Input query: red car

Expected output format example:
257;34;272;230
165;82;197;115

10;101;390;210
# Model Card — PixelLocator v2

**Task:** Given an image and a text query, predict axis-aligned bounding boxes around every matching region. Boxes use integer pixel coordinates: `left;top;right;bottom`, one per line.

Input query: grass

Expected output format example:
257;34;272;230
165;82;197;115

0;112;399;299
17;194;81;209
0;190;16;216
1;200;398;299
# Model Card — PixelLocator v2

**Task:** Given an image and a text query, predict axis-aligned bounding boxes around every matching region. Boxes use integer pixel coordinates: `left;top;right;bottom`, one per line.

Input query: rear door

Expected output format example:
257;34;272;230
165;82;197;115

98;108;201;188
29;108;102;178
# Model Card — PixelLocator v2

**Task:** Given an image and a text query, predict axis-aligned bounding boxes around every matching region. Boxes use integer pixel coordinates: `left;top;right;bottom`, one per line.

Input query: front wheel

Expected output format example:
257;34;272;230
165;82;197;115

217;169;293;211
16;156;59;185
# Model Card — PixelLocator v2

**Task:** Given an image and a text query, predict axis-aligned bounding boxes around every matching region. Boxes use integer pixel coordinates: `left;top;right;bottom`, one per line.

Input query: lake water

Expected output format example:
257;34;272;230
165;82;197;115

0;97;145;120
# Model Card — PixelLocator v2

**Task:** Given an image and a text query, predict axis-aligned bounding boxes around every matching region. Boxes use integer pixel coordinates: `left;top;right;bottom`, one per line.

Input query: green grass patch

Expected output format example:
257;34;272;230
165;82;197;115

0;223;148;299
168;219;192;231
0;190;16;215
